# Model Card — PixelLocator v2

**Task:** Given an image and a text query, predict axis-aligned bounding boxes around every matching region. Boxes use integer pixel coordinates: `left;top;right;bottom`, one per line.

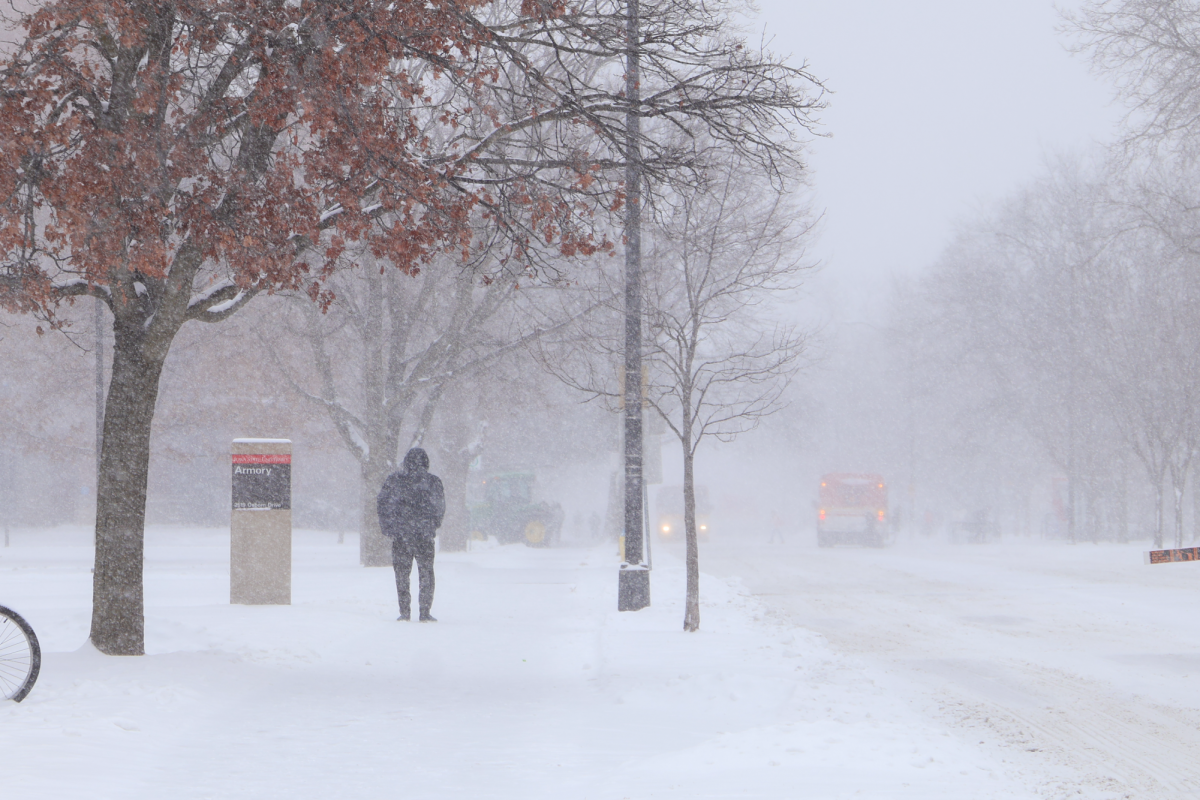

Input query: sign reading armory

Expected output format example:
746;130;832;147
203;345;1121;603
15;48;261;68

232;453;291;510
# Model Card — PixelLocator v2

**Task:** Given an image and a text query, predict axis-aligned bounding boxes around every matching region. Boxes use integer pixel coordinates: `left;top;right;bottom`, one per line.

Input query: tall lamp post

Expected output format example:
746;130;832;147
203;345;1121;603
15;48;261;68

618;0;650;611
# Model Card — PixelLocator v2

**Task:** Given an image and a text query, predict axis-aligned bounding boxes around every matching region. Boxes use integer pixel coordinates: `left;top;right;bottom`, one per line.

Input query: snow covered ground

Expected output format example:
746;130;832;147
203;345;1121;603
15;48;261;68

0;526;1030;799
703;533;1200;800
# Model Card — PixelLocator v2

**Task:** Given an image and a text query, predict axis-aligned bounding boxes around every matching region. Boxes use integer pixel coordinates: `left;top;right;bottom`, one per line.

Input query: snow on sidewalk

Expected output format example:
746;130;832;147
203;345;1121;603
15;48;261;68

0;527;1028;799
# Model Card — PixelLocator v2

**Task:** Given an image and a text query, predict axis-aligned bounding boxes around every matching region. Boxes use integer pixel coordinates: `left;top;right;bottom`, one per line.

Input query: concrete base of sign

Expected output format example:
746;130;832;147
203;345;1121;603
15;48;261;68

231;439;292;605
231;509;292;604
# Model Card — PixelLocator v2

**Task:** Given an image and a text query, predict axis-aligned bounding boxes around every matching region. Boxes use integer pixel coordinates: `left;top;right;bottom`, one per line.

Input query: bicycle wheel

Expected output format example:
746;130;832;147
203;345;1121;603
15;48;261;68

0;605;40;702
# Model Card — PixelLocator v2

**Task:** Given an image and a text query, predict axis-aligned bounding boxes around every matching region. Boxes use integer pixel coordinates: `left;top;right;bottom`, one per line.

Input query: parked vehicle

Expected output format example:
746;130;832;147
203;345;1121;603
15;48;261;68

817;473;890;547
468;471;564;547
951;509;999;544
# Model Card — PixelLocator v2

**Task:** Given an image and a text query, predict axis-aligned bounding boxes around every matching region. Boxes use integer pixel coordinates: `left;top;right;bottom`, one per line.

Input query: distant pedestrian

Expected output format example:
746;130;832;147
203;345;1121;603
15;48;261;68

377;447;445;622
768;511;785;544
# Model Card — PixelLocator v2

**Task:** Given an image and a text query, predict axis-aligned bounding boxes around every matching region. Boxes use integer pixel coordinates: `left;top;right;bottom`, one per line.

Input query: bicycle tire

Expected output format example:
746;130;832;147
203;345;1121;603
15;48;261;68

0;605;40;702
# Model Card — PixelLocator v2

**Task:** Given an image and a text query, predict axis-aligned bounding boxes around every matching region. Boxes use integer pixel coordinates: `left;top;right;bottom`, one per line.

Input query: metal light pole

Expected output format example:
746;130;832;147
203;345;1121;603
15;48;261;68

618;0;650;611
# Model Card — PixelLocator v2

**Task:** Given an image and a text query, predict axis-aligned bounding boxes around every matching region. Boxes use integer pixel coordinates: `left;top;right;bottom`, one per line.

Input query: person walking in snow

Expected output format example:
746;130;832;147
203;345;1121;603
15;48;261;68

377;447;446;622
767;511;786;544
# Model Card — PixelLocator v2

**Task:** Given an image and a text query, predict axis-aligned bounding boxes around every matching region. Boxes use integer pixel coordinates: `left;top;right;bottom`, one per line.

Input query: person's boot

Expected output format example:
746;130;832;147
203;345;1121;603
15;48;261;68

419;613;437;622
397;613;411;621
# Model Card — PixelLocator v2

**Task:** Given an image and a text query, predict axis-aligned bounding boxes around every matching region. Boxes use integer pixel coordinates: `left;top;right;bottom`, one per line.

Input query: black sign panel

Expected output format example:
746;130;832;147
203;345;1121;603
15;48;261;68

232;454;291;510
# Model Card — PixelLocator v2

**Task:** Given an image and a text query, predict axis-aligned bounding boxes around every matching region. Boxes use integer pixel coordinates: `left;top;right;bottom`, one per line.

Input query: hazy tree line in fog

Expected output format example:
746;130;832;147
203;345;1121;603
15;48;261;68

805;1;1200;547
879;156;1200;547
0;292;606;535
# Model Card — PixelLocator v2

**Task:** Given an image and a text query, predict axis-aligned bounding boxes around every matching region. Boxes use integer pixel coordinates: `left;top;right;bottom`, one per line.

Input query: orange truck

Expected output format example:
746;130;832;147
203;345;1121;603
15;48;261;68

817;473;890;547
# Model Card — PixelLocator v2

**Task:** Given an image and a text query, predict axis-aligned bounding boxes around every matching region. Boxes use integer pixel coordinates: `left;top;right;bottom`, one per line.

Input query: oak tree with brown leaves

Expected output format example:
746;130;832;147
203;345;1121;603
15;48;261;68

0;0;601;655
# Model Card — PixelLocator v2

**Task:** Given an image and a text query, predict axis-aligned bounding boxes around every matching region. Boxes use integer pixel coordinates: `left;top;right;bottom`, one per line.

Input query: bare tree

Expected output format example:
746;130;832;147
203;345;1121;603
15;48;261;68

269;245;573;564
991;160;1119;544
1064;1;1200;539
1098;159;1200;547
1089;229;1198;548
1066;1;1200;153
889;153;1200;547
643;159;813;631
545;156;814;630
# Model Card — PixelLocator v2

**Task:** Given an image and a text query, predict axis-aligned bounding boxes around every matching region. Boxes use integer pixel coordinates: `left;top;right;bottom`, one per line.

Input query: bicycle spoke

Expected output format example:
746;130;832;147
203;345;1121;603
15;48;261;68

0;606;40;702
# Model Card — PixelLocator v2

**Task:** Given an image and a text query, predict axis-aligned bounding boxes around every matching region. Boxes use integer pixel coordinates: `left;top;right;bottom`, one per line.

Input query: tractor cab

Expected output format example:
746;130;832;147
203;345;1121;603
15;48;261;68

483;472;533;506
468;471;564;547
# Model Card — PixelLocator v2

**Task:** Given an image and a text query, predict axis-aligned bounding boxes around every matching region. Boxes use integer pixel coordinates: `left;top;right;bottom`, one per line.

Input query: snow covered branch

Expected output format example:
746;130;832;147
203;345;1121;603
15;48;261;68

185;284;258;324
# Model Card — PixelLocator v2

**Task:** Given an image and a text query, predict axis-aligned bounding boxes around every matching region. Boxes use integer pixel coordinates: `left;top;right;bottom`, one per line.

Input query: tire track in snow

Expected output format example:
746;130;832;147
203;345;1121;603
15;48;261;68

927;660;1200;798
702;540;1200;800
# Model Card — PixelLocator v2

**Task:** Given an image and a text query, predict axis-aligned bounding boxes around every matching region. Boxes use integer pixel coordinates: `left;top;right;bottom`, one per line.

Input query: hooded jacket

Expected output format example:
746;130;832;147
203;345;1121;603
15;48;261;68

377;448;446;540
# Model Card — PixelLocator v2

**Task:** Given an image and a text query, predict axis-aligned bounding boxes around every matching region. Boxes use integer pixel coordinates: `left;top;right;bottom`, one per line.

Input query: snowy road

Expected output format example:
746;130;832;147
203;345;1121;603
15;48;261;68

702;534;1200;799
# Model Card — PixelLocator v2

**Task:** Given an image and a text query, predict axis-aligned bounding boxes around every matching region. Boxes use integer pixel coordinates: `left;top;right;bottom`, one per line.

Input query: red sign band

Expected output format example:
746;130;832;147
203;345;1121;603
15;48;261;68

232;454;291;465
1146;546;1200;564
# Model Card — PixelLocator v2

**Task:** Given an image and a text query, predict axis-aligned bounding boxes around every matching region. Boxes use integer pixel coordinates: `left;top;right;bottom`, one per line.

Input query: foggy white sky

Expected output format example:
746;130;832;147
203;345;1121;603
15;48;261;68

752;0;1123;314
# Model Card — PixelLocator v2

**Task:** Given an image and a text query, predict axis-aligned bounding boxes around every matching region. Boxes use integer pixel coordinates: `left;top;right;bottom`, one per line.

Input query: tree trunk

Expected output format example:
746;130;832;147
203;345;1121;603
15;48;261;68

431;389;480;553
360;457;392;567
1117;470;1129;544
89;328;168;655
1085;483;1099;543
437;445;471;552
358;263;393;567
1067;461;1077;545
1154;477;1165;549
682;443;699;632
1174;481;1185;549
1192;465;1200;544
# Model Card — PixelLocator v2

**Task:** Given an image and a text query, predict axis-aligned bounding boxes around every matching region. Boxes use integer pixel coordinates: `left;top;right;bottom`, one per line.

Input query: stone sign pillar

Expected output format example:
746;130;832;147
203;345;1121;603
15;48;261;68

230;438;292;605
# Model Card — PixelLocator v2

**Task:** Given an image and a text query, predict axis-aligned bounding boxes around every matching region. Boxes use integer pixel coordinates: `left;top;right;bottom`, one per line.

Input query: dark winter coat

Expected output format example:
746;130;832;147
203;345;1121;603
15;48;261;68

377;448;446;541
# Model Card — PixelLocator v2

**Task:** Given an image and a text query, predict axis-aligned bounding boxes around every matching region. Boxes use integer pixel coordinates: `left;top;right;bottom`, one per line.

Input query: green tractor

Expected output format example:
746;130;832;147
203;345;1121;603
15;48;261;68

468;471;564;547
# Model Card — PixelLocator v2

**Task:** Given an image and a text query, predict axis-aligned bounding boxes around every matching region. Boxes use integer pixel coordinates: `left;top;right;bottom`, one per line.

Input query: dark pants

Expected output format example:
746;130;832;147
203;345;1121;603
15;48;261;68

392;534;435;618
